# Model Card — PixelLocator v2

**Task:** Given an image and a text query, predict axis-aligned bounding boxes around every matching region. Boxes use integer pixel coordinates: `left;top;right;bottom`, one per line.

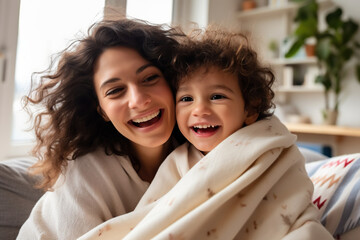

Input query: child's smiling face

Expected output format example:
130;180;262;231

176;66;258;154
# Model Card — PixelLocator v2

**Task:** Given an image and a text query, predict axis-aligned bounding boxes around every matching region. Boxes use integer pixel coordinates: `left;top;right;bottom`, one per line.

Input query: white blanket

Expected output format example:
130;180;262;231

79;116;333;239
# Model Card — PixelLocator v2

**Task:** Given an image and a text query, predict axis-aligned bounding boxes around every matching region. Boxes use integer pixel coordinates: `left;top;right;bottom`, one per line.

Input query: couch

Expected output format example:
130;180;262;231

1;148;359;239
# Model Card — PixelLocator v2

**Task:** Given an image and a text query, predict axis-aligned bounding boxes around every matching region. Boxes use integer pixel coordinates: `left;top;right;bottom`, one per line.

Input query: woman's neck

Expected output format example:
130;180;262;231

131;140;172;183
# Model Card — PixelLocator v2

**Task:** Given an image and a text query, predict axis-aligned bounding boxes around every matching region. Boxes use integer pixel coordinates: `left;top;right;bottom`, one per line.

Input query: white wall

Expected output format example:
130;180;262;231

173;0;209;32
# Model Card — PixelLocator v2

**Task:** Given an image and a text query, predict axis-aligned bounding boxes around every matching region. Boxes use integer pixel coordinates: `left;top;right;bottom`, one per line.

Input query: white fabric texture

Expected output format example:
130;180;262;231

79;117;333;240
17;149;149;240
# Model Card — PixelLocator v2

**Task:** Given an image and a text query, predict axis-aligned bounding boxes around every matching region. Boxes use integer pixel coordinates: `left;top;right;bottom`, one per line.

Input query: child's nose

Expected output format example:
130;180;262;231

128;86;151;109
192;101;211;117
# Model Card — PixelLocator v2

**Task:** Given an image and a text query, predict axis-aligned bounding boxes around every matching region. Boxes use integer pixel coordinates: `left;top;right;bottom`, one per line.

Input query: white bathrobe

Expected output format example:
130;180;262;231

17;149;149;240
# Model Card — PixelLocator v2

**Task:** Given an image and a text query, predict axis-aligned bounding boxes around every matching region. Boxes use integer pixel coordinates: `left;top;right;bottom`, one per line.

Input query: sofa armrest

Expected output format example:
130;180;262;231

0;158;44;239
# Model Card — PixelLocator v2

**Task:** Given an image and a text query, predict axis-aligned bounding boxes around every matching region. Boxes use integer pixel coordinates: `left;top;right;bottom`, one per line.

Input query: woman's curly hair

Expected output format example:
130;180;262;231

172;26;275;121
24;18;184;190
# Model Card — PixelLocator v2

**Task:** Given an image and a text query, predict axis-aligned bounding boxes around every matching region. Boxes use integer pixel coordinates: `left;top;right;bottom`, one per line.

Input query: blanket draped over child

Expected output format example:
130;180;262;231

79;116;333;240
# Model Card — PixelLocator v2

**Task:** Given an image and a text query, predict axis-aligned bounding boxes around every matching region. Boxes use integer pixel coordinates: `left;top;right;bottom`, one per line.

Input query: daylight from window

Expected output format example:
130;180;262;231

12;0;105;143
12;0;173;144
126;0;173;25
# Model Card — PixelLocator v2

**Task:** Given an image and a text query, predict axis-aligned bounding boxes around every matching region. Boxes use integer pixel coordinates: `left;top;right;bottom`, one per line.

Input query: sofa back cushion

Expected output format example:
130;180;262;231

0;158;44;239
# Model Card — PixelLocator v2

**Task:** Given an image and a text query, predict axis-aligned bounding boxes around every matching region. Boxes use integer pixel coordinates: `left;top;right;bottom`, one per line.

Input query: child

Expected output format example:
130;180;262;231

173;29;274;155
79;27;333;240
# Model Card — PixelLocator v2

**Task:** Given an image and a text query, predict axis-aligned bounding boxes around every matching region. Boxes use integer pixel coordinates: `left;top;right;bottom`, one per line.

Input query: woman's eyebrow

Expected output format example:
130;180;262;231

136;63;155;74
100;63;156;90
100;78;120;90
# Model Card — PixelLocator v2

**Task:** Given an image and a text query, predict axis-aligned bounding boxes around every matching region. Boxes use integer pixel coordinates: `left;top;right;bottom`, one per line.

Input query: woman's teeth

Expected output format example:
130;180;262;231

132;110;160;123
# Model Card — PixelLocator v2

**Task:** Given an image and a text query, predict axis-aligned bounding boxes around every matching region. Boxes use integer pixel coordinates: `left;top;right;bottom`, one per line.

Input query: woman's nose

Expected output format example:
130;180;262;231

128;86;151;109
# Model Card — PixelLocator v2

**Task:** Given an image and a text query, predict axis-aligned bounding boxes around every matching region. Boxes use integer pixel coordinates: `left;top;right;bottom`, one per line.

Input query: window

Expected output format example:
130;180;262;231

0;0;174;161
126;0;173;25
12;0;105;143
0;0;105;160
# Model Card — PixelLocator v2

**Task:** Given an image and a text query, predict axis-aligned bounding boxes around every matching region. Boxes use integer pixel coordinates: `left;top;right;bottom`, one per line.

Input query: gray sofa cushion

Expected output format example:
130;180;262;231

0;158;44;239
299;146;328;163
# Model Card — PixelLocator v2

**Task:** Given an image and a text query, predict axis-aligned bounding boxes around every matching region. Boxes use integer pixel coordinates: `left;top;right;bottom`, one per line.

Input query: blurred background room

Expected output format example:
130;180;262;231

1;0;359;161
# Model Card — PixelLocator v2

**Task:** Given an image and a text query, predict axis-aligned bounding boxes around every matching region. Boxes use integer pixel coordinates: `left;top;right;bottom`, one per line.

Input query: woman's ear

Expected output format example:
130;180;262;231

97;106;110;122
244;111;259;126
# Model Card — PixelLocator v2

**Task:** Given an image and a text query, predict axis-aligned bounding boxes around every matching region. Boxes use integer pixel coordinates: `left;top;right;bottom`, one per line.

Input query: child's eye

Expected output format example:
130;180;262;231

179;96;193;102
211;94;226;100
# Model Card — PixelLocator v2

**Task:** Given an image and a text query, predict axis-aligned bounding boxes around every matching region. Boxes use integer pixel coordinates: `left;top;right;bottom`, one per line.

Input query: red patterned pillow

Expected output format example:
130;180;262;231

306;153;360;239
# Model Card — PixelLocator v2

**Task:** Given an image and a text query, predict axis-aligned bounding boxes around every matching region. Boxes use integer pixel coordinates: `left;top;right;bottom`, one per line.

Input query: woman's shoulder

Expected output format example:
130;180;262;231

67;148;127;175
56;148;147;189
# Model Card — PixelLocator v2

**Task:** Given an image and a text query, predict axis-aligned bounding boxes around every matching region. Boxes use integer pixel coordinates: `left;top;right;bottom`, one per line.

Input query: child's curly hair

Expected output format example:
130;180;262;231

172;26;275;121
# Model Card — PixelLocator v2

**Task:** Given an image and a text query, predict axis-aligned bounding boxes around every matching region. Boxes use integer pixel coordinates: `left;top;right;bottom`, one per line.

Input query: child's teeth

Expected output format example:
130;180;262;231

133;110;160;123
194;125;215;129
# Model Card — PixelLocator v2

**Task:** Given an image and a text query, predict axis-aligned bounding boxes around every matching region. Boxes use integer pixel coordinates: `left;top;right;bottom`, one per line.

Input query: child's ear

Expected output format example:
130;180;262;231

97;106;110;122
244;112;259;126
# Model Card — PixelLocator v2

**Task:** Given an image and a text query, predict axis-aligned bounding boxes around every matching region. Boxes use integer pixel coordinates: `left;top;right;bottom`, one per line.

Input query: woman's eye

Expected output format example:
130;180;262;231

211;94;226;100
179;96;193;102
105;87;124;96
144;74;160;83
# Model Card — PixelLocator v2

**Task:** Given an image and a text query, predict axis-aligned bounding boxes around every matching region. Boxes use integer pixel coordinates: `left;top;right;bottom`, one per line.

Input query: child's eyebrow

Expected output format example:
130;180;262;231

177;84;235;94
177;85;189;93
210;84;235;93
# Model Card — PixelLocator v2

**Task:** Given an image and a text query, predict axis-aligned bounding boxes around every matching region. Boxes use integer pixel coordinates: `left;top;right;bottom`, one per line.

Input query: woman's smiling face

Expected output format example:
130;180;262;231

93;46;175;148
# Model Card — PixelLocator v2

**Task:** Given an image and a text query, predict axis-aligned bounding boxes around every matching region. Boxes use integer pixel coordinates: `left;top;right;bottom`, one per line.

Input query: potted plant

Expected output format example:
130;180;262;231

242;0;257;11
285;0;360;125
268;39;279;58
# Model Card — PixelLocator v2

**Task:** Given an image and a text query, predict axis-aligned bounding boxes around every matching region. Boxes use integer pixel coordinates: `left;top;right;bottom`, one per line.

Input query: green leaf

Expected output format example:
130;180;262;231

315;74;331;91
327;53;340;72
326;8;343;30
294;0;318;22
332;31;343;48
356;65;360;83
305;0;318;16
354;41;360;48
285;39;305;58
295;18;318;37
316;38;331;60
342;19;359;44
341;47;353;61
334;75;341;94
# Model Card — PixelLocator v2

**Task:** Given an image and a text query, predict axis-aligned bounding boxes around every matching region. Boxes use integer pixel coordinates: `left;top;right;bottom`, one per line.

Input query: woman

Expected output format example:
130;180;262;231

17;18;184;239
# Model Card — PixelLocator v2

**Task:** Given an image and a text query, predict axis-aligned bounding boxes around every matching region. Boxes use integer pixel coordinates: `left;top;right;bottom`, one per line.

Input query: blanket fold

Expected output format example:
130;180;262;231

79;116;333;240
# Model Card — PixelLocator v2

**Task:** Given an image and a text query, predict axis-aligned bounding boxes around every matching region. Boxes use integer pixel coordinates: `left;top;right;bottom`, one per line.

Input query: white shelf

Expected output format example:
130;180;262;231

237;0;334;20
286;123;360;137
237;0;333;98
0;53;5;83
276;85;323;93
269;57;318;66
237;3;298;19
